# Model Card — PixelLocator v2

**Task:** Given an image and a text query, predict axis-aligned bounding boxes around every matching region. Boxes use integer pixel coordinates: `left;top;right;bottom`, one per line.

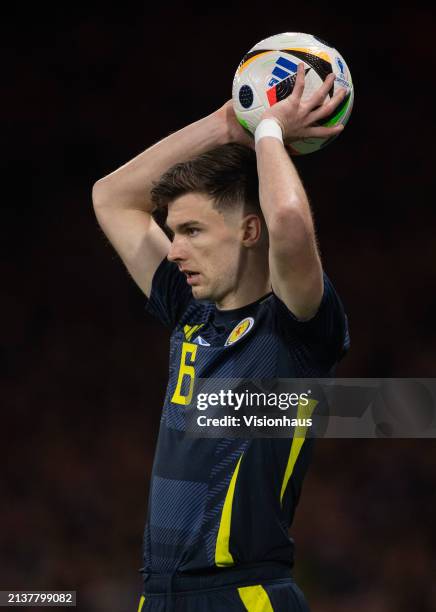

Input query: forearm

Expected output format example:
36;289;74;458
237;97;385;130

255;138;315;244
92;111;228;212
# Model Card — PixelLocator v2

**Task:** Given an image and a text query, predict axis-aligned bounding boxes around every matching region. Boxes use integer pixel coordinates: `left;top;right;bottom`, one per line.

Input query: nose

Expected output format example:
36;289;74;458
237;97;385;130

167;235;186;263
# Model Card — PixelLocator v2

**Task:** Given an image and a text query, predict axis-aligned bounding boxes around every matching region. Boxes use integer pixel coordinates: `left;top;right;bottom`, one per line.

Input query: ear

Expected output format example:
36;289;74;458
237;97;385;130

241;214;262;246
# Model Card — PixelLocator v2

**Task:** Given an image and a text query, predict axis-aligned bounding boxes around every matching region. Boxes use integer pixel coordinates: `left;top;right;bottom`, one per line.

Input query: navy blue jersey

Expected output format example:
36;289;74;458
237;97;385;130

142;258;349;575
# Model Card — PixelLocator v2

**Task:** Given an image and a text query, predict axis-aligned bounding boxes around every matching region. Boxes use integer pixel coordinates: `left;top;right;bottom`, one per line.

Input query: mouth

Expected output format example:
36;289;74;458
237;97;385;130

182;270;200;286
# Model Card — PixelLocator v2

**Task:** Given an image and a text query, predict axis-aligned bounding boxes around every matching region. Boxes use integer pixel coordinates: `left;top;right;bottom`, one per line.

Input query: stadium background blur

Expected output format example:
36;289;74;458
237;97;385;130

2;4;435;611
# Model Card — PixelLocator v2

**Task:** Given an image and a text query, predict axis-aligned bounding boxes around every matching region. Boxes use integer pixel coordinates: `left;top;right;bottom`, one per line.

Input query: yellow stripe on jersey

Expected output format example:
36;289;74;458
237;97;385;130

215;452;244;566
238;584;274;611
137;594;145;612
183;324;204;341
280;398;318;505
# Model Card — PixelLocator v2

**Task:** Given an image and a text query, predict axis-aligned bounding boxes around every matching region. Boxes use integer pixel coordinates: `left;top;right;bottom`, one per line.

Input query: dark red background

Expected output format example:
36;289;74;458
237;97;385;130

2;4;435;611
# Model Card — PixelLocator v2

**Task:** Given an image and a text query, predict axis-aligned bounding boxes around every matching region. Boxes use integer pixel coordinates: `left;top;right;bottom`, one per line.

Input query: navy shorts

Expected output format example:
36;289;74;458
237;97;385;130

137;563;310;611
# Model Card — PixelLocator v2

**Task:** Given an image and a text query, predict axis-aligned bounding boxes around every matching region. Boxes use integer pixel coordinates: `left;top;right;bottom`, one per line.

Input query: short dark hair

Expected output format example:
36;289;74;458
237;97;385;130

151;143;260;216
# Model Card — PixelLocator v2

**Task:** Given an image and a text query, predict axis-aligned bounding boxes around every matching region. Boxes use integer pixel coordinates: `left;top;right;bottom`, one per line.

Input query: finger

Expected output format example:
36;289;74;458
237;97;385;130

292;63;306;101
306;88;348;125
305;72;336;110
303;124;344;138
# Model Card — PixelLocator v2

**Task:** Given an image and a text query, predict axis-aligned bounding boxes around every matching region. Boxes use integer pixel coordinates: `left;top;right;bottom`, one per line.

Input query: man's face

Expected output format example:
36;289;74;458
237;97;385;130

166;193;246;303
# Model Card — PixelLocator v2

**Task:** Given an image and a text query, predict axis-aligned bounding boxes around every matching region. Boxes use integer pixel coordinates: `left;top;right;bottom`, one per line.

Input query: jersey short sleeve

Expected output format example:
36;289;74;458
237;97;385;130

145;257;194;330
273;271;349;368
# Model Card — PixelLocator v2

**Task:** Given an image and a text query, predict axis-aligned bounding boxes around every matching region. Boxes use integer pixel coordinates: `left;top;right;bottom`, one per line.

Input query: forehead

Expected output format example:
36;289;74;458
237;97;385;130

166;193;223;227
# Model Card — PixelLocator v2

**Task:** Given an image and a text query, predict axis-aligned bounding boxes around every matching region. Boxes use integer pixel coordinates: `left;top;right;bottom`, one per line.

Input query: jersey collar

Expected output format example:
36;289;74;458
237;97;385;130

213;292;272;324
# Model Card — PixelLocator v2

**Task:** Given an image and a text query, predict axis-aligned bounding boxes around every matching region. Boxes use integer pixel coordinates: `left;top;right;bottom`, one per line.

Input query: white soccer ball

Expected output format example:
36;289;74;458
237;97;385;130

232;32;354;154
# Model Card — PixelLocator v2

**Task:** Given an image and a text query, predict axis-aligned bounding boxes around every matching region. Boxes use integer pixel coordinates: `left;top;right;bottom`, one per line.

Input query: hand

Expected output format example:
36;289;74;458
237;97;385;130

215;100;255;149
262;63;347;142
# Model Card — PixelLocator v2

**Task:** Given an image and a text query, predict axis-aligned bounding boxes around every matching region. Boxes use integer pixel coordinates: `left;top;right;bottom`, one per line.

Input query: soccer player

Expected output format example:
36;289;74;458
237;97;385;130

92;63;349;611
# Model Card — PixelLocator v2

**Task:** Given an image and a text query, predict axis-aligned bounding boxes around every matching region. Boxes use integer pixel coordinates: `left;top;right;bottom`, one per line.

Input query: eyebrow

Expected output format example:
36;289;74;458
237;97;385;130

165;220;203;233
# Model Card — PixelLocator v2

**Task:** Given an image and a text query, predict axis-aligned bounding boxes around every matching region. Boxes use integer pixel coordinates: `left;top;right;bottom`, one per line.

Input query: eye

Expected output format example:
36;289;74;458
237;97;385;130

186;227;200;237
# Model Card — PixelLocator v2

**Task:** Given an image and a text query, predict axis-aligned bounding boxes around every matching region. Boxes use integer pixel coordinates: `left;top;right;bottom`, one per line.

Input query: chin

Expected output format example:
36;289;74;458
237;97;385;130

192;285;211;301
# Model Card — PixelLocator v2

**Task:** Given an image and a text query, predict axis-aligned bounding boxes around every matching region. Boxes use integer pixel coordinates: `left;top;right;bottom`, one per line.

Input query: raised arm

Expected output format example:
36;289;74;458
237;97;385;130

92;105;252;297
255;63;347;320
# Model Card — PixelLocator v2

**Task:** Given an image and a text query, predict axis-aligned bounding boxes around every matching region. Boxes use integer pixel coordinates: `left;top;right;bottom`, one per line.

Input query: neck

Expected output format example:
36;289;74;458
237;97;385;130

215;252;271;310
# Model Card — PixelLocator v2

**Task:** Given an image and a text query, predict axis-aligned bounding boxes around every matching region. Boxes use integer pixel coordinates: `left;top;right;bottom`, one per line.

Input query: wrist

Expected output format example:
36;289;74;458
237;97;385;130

212;104;236;145
213;101;256;148
254;118;284;146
